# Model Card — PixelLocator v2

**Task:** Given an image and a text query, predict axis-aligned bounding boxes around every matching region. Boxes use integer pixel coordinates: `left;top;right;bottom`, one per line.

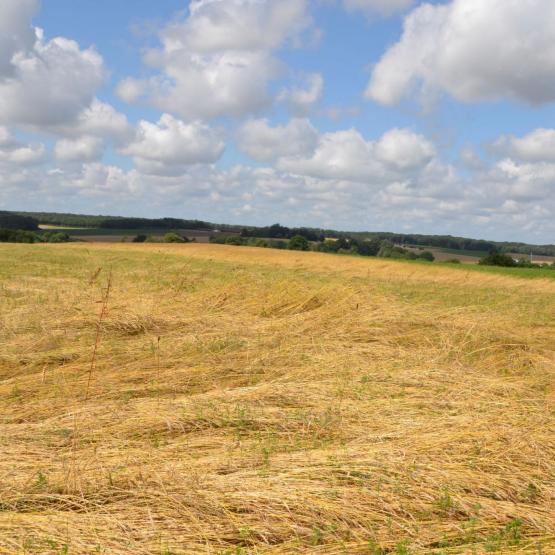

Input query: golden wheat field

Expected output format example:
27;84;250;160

0;243;554;554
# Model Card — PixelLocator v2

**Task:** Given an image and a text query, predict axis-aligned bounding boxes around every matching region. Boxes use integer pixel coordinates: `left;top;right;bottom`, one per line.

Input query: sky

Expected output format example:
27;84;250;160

2;0;555;242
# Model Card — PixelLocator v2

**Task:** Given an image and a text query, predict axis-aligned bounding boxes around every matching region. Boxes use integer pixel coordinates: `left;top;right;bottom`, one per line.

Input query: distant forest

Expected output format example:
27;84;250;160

0;212;39;231
14;212;216;231
3;210;555;256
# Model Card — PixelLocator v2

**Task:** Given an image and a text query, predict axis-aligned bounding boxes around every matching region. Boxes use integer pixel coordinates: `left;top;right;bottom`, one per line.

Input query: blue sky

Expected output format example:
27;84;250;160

2;0;555;242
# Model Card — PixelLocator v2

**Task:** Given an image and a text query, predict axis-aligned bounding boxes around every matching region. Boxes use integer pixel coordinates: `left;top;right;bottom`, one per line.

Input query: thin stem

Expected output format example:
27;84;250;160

85;269;112;401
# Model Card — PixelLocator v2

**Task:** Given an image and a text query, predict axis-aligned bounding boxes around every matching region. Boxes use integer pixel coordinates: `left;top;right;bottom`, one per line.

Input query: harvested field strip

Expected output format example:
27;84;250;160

0;243;553;554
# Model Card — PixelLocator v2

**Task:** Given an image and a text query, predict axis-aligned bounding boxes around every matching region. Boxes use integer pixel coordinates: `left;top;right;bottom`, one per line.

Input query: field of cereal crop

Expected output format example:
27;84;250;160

1;243;554;554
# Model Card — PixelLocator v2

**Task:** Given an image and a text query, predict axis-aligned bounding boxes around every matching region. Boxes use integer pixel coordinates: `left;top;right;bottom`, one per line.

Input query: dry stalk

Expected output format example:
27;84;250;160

85;268;112;401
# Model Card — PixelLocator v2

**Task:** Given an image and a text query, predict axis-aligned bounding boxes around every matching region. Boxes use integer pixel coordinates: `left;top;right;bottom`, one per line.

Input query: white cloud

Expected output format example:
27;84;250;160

279;73;323;115
118;0;312;119
0;127;18;149
0;143;45;165
494;129;555;162
459;146;486;171
367;0;555;106
6;143;555;242
45;99;132;163
0;0;38;77
143;51;280;120
72;100;132;142
115;78;145;104
342;0;415;17
55;136;104;162
277;127;435;182
0;0;127;174
489;158;555;201
277;129;378;181
0;33;105;126
0;127;45;165
47;100;132;163
122;114;225;175
68;163;140;197
374;128;435;171
237;118;318;161
321;105;361;121
163;0;311;52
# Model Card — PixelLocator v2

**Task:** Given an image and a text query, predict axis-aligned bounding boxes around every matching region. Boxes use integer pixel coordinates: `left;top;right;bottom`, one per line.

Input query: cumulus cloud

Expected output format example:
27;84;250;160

118;0;311;119
0;0;128;178
5;140;555;241
70;100;132;142
277;127;435;182
494;129;555;162
0;127;17;149
0;0;38;77
374;128;436;171
459;146;487;171
44;100;133;164
122;113;225;175
67;163;140;197
44;99;132;163
489;158;555;201
237;118;318;161
367;0;555;106
144;51;281;120
0;32;105;126
277;129;380;181
279;73;323;115
0;127;45;165
163;0;311;52
115;78;145;104
342;0;415;17
54;136;104;162
0;143;45;165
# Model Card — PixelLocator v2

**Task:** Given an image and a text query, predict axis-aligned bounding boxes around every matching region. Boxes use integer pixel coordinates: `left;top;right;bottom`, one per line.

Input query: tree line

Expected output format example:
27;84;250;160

348;231;555;257
478;252;555;269
210;234;436;261
0;212;40;231
4;211;555;257
242;225;555;257
14;212;215;231
0;229;70;243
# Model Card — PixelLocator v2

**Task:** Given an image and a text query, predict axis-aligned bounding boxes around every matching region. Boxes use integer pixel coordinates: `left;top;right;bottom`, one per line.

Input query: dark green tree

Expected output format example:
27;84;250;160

418;251;435;262
288;235;310;251
478;253;516;267
164;232;186;243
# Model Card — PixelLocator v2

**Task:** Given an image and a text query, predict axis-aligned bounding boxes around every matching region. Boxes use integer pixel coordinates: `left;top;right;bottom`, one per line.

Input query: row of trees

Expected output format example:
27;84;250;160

0;229;70;243
6;211;555;258
0;212;39;231
351;231;555;257
240;223;327;242
13;212;217;231
350;231;499;253
478;253;555;269
211;234;436;261
242;224;555;257
99;217;213;230
132;232;195;243
0;228;194;245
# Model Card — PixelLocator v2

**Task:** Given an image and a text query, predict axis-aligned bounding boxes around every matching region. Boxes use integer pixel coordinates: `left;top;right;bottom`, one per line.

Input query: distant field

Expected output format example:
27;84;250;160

59;227;213;237
1;243;554;554
403;245;483;264
436;247;490;258
409;246;555;266
42;227;217;243
38;224;89;230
